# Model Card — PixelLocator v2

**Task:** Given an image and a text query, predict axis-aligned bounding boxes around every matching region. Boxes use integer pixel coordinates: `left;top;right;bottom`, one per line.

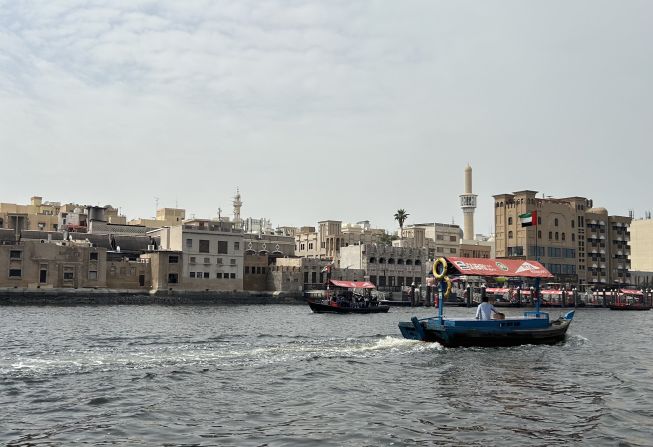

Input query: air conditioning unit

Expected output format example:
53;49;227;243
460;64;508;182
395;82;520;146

147;245;155;251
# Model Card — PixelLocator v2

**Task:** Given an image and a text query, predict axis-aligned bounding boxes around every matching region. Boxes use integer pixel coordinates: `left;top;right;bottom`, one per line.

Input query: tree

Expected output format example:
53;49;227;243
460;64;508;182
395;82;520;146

394;209;410;237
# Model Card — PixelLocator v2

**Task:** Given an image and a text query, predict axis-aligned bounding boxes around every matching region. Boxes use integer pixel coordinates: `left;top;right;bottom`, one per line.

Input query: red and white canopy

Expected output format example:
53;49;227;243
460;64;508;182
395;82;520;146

329;280;376;289
444;257;553;279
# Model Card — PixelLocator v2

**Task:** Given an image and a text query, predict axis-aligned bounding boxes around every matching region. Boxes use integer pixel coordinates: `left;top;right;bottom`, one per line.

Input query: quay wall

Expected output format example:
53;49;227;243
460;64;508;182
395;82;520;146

0;287;306;306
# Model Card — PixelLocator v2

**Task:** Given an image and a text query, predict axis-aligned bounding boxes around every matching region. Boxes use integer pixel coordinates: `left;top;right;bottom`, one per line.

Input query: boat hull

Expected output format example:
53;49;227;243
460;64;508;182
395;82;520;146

308;301;390;314
398;317;572;348
608;304;652;311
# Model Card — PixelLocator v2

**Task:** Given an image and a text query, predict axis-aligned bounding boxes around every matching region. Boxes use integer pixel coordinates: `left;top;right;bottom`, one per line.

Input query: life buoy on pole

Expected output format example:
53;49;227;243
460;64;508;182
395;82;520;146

433;257;447;280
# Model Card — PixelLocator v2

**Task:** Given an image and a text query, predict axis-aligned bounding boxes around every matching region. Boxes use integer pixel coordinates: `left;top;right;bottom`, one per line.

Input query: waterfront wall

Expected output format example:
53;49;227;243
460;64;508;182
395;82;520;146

0;287;306;305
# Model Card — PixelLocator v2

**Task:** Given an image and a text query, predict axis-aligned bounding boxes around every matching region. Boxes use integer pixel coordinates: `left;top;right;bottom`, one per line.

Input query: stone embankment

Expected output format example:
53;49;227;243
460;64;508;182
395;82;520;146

0;288;306;305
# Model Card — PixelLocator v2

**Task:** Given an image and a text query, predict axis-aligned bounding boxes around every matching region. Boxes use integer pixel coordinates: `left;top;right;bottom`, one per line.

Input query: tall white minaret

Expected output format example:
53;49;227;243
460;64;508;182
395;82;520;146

232;188;242;226
460;164;477;241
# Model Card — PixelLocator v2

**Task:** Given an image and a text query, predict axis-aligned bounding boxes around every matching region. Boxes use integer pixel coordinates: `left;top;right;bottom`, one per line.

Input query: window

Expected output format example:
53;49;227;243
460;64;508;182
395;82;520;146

217;258;223;265
234;242;240;251
450;248;457;254
186;238;193;249
90;252;99;261
555;232;559;241
10;250;22;260
436;235;444;240
538;230;542;239
169;255;179;264
190;272;196;278
538;216;542;225
562;233;566;241
549;231;552;240
203;272;210;279
230;259;236;265
204;257;210;264
554;218;559;227
508;217;513;225
199;240;210;253
168;273;178;284
9;269;21;278
572;234;575;242
63;268;74;280
190;256;196;264
217;272;223;278
571;220;575;228
508;231;513;239
449;236;457;242
230;273;236;279
245;266;250;274
218;241;228;254
88;271;98;280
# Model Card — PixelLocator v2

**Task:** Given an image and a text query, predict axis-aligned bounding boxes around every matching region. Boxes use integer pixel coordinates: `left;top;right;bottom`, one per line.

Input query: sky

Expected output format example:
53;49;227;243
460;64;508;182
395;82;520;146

1;0;651;233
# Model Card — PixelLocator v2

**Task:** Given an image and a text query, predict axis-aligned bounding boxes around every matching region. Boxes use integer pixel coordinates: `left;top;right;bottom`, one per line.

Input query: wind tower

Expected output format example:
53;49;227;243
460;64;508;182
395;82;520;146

460;164;477;241
233;188;243;227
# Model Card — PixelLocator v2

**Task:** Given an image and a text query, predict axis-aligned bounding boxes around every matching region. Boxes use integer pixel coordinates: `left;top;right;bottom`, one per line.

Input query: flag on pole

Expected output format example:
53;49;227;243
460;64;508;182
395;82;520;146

519;211;537;227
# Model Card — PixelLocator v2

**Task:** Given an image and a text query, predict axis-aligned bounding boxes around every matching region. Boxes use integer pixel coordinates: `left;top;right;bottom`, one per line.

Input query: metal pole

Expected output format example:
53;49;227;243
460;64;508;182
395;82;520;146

438;279;444;323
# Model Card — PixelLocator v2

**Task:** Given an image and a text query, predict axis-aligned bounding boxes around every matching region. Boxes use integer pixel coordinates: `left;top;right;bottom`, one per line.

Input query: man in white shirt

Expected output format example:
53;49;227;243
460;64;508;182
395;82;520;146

475;296;498;320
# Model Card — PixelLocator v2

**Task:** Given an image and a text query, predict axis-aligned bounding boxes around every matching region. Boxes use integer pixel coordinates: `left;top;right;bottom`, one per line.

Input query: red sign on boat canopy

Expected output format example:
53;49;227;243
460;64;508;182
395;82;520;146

445;257;553;278
329;280;376;289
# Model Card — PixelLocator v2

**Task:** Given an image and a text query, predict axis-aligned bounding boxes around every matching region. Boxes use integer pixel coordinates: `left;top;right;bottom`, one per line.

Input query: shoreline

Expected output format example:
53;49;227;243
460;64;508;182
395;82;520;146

0;288;307;306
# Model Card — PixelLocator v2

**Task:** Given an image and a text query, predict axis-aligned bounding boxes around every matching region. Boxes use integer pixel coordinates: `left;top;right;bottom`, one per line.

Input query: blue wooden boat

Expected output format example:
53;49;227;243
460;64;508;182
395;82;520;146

398;256;575;348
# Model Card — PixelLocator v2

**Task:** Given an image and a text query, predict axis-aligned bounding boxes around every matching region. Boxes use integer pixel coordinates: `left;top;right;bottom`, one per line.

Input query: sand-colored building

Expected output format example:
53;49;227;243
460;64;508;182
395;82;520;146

494;191;631;287
630;218;653;272
128;208;186;229
294;220;387;259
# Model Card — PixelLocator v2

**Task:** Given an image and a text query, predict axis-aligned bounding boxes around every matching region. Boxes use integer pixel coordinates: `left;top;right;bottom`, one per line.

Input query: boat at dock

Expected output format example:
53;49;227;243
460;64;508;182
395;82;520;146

308;280;389;314
608;289;652;311
398;257;575;348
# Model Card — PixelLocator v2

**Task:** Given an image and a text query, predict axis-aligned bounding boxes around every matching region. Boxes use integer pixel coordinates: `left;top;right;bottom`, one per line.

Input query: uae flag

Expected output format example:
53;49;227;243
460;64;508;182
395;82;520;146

519;211;537;227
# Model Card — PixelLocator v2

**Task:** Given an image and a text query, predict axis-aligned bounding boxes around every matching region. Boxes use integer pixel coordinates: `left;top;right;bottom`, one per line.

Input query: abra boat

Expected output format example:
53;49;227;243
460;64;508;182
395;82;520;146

608;289;652;311
308;280;390;314
398;257;575;348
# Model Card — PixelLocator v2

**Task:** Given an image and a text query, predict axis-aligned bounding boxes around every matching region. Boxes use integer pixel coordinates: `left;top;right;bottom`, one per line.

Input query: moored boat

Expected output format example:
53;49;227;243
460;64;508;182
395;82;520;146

398;257;575;348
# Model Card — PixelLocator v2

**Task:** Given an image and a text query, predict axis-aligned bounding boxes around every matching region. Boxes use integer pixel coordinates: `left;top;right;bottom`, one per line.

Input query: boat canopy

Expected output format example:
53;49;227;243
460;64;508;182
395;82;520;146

444;256;554;279
620;289;644;296
329;280;376;289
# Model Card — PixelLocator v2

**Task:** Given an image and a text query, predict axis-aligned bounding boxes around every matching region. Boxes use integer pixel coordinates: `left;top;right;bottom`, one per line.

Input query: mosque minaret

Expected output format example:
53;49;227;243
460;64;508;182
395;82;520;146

460;164;478;241
232;188;242;227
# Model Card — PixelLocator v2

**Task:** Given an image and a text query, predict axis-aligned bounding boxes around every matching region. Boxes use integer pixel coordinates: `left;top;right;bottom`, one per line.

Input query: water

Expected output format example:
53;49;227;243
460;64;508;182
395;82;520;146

1;305;652;446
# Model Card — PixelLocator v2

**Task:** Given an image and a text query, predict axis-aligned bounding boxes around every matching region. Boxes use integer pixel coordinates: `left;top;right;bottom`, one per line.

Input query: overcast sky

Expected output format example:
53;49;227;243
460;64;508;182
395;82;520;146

1;0;651;233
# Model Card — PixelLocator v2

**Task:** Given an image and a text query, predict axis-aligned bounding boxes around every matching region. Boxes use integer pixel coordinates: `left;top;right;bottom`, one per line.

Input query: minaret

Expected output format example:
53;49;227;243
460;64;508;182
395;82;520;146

232;188;242;226
460;164;477;241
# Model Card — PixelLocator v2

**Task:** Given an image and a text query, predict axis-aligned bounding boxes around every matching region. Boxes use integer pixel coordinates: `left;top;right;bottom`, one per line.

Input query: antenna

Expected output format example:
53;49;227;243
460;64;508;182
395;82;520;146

154;197;159;213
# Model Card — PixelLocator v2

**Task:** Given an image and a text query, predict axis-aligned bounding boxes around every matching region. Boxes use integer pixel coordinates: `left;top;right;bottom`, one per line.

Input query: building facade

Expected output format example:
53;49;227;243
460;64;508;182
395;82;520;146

493;191;631;287
630;218;653;271
150;219;244;291
294;220;387;259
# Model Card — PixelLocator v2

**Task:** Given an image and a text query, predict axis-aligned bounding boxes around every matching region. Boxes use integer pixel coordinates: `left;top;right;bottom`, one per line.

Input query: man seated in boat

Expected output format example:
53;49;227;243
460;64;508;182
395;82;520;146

475;296;503;320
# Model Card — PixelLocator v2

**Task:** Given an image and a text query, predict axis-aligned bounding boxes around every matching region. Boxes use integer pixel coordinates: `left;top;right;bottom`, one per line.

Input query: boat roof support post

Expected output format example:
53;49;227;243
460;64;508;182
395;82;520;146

535;277;541;314
438;279;445;323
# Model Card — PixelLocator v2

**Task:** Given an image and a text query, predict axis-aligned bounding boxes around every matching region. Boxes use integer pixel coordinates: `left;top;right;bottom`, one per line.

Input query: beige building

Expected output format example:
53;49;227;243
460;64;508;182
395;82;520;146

339;244;428;289
149;219;244;291
397;223;462;259
128;208;186;229
494;190;631;287
630;218;653;271
295;220;387;259
270;257;364;292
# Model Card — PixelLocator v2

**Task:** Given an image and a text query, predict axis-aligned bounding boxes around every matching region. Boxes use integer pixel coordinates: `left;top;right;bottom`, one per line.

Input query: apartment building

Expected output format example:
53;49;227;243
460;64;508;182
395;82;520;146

150;219;244;291
493;190;631;287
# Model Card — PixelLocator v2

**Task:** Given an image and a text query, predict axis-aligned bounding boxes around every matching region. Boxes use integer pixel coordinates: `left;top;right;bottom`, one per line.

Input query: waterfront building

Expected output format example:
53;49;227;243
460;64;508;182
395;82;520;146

149;218;244;291
630;217;653;271
338;244;428;289
294;220;387;259
493;191;631;287
271;257;364;292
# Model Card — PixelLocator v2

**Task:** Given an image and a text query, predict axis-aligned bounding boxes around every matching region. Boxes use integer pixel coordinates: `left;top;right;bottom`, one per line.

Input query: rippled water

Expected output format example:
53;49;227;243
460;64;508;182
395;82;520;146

1;305;652;446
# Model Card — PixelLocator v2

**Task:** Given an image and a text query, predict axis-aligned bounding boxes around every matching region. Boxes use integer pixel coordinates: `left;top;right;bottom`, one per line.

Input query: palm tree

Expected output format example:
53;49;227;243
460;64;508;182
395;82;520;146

394;209;410;238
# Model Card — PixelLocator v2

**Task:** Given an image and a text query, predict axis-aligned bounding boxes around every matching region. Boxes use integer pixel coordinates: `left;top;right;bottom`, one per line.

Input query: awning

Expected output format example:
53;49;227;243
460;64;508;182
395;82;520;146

620;289;643;296
486;288;509;294
444;257;553;278
329;280;376;289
